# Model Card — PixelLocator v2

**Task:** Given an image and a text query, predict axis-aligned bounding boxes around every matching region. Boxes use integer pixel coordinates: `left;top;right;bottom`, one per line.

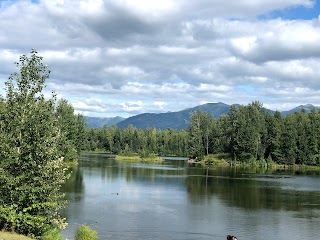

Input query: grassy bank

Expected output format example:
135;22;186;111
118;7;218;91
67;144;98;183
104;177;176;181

0;231;33;240
115;154;163;163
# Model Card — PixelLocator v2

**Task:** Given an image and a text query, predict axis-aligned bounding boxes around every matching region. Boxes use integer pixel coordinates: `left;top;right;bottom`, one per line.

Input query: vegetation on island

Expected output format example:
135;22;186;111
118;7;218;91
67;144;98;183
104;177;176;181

85;101;320;168
116;149;163;162
0;50;86;239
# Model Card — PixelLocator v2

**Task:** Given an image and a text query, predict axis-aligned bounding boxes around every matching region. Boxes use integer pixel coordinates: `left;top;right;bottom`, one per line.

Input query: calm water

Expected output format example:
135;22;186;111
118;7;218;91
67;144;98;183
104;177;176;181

61;153;320;240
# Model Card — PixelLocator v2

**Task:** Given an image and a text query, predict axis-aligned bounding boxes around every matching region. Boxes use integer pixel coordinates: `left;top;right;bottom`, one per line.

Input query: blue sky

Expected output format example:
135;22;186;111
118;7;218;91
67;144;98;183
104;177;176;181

261;1;319;19
1;0;320;117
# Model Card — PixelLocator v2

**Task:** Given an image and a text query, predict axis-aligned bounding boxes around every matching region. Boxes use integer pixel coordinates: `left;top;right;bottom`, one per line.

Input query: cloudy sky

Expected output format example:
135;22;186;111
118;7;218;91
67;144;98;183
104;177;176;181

1;0;320;117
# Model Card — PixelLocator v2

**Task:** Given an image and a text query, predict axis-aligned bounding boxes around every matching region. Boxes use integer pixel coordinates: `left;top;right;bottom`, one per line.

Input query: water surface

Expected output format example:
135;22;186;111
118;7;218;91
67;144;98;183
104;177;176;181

62;153;320;240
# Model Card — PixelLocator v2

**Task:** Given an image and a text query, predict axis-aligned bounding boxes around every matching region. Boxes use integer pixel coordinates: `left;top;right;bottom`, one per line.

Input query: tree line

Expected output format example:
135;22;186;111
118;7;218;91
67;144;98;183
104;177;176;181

86;101;320;166
0;50;86;238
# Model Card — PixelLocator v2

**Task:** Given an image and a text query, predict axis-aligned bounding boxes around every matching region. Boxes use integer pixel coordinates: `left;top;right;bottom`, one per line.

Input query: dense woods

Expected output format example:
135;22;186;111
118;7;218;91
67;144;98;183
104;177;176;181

0;50;85;238
86;101;320;166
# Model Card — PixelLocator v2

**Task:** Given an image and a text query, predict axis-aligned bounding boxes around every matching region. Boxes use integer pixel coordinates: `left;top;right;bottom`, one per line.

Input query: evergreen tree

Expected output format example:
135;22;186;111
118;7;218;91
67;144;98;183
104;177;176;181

280;114;298;165
307;108;320;165
295;111;310;165
266;111;283;163
228;102;267;161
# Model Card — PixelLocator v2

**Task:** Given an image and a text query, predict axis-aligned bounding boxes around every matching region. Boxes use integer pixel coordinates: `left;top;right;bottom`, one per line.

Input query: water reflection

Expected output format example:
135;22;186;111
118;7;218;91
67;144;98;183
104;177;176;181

62;153;320;240
63;166;84;202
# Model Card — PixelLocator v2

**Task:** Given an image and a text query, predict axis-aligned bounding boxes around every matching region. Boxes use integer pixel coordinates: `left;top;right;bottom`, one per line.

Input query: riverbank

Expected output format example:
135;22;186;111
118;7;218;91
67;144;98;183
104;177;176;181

0;231;33;240
202;154;320;172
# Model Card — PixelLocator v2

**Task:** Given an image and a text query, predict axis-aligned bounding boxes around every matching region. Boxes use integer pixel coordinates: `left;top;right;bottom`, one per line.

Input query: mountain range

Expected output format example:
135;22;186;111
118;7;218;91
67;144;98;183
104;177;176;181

83;116;125;128
84;103;319;129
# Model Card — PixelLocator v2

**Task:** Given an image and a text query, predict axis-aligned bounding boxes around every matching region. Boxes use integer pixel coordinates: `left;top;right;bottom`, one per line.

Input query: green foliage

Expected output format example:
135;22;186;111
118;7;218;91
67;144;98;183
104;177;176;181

40;228;63;240
138;149;155;158
75;225;97;240
85;126;189;157
187;110;216;159
119;144;137;157
0;49;81;237
56;99;86;161
203;154;231;166
227;101;268;161
84;101;320;167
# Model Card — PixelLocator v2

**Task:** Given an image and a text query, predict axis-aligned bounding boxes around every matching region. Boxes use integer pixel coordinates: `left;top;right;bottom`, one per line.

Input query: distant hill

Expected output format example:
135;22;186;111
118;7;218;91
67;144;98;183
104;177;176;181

84;103;319;129
117;102;232;130
83;116;125;128
281;104;319;116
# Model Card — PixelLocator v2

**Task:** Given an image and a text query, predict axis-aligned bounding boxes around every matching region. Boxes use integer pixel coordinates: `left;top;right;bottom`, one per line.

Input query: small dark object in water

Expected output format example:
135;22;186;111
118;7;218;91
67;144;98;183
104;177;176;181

227;235;237;240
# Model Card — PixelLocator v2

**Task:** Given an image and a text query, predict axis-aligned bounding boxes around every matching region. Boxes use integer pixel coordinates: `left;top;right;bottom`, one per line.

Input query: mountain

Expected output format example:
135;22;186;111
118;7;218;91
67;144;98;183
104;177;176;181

84;103;319;130
83;116;125;128
281;104;319;116
117;102;232;130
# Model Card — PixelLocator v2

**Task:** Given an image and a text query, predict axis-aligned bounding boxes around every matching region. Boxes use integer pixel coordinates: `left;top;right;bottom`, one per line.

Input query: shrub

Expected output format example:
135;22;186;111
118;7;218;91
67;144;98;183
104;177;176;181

75;225;97;240
40;228;63;240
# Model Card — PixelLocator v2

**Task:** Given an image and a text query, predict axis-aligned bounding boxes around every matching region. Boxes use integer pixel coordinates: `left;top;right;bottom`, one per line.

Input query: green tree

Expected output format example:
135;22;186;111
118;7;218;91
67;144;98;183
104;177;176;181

55;99;86;161
188;111;205;158
228;102;267;161
307;108;320;165
295;111;310;165
280;114;298;165
187;110;215;159
0;49;68;236
266;111;283;163
75;114;87;153
216;114;232;154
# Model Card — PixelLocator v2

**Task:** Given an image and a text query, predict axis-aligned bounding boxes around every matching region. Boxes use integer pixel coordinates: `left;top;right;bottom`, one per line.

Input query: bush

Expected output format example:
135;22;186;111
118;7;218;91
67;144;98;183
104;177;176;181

75;225;97;240
40;228;63;240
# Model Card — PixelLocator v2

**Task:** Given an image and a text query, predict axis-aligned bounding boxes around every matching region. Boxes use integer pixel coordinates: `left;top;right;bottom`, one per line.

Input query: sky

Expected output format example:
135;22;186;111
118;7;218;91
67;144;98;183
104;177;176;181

1;0;320;118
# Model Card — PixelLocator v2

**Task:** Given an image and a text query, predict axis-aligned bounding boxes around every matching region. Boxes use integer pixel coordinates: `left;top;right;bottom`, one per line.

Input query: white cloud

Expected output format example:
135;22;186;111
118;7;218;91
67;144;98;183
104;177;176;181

154;101;167;109
79;0;105;16
103;66;146;77
229;19;320;62
1;0;320;117
111;0;178;21
121;101;143;112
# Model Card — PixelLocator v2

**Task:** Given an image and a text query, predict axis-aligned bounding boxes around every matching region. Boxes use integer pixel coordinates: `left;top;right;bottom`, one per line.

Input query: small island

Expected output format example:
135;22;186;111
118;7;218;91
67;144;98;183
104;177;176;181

116;152;163;163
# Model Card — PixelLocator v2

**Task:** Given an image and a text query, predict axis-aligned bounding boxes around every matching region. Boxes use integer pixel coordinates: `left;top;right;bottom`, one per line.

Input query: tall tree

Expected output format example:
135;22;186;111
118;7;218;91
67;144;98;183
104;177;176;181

55;99;78;162
307;108;320;165
187;110;215;159
266;111;283;163
295;111;310;165
280;114;298;165
0;50;68;236
228;101;267;161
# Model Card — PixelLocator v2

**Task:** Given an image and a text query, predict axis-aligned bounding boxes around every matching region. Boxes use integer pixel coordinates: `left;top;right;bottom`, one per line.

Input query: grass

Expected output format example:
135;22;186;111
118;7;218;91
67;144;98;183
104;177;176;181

115;155;142;161
202;153;232;166
115;155;163;162
0;231;33;240
75;225;97;240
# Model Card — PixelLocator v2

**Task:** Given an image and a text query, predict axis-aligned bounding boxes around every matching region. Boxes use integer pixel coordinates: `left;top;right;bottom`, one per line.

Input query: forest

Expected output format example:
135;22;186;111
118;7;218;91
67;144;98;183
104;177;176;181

85;101;320;166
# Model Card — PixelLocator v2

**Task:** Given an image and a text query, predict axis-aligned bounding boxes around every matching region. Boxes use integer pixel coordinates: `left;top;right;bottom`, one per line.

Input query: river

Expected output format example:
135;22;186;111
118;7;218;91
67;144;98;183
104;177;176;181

61;153;320;240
